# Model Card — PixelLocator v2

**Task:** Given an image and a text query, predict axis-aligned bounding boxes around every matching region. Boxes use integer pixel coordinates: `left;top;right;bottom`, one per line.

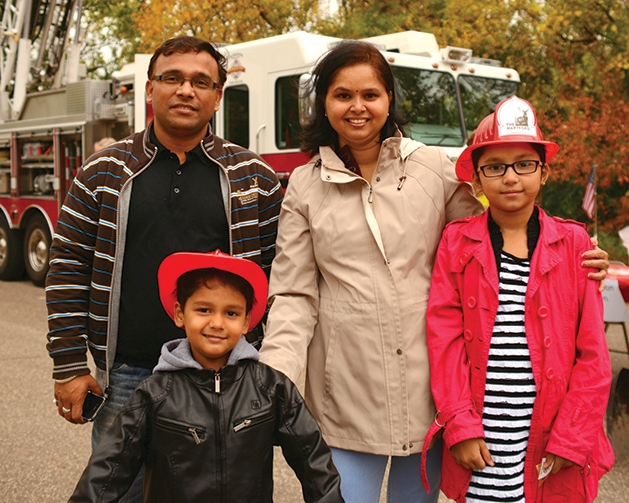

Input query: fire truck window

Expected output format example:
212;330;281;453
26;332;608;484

459;75;519;133
275;76;300;149
224;85;250;149
392;67;464;147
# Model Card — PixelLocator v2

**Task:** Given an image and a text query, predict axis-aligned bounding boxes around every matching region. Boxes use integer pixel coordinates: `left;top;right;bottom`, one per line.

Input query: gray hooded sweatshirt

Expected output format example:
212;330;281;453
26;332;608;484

153;335;260;373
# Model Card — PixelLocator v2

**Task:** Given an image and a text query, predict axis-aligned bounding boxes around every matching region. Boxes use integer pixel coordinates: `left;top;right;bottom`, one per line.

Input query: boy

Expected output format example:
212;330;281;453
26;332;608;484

69;250;344;503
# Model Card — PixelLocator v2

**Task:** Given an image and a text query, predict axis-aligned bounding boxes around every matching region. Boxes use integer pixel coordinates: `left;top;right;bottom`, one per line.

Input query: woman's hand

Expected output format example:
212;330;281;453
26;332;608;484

582;237;609;291
451;438;494;470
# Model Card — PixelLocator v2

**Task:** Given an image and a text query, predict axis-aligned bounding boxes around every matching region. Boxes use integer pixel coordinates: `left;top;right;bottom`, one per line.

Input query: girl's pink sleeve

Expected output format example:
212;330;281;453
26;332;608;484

545;230;612;466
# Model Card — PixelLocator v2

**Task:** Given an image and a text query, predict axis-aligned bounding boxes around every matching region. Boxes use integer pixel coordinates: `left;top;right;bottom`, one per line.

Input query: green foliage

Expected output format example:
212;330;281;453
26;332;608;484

596;230;629;264
78;0;629;234
81;1;143;75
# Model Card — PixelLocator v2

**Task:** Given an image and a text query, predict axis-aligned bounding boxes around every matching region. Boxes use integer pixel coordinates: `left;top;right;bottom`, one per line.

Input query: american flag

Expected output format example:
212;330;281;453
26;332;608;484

581;166;596;219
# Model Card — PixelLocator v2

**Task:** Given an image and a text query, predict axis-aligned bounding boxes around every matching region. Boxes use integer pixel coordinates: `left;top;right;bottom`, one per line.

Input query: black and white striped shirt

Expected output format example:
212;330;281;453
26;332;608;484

466;252;536;503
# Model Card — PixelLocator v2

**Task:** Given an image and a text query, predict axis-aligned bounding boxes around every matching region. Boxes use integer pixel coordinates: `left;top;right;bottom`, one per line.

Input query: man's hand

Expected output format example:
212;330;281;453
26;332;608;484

582;237;609;291
54;374;103;424
451;438;495;470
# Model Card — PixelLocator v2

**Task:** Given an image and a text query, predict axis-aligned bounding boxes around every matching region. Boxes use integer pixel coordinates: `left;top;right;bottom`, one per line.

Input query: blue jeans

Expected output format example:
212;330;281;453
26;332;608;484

92;362;152;503
330;440;442;503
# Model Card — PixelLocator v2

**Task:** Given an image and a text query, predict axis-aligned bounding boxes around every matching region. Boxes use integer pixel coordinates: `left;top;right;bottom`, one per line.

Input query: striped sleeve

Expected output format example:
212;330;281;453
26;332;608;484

45;156;120;380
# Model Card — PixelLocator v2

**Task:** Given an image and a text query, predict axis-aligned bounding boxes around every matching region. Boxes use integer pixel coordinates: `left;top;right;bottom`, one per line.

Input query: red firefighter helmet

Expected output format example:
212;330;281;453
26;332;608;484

455;96;560;182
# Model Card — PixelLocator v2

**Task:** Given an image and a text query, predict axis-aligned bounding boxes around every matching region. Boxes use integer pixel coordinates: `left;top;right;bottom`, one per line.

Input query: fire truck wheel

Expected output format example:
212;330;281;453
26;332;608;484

0;217;25;281
23;214;51;287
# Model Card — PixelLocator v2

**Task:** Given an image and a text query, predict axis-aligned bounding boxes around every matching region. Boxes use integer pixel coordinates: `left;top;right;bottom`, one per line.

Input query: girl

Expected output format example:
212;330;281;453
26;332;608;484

422;96;614;502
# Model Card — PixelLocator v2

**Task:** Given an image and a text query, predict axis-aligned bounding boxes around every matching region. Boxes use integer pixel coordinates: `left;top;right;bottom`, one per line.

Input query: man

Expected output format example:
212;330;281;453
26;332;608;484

46;37;282;501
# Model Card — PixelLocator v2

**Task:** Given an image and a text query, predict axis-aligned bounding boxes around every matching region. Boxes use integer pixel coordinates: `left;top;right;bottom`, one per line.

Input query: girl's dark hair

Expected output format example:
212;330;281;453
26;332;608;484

176;268;254;313
300;40;409;156
472;143;547;171
148;36;227;87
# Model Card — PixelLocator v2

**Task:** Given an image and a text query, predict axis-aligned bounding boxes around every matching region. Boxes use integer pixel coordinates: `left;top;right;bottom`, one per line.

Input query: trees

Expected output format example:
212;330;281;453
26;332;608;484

81;1;143;78
131;0;320;52
81;0;628;234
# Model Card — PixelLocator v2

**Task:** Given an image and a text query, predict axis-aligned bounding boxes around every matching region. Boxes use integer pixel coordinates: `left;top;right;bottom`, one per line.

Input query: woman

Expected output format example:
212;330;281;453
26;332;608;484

259;41;606;503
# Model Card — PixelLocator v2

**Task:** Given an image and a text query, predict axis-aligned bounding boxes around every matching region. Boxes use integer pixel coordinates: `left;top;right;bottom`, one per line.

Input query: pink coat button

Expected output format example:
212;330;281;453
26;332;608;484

544;337;551;348
546;368;554;380
538;306;549;318
467;297;477;309
464;329;473;341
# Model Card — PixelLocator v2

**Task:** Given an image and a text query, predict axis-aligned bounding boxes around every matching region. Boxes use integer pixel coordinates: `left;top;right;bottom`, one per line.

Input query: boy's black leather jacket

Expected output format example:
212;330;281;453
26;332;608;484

69;338;343;503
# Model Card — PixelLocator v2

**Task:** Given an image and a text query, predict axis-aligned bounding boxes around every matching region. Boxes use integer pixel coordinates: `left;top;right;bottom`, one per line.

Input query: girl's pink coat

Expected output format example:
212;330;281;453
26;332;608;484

425;208;614;502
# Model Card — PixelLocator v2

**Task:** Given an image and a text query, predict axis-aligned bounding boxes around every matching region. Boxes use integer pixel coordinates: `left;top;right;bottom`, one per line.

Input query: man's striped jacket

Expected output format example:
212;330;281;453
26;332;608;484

45;126;283;381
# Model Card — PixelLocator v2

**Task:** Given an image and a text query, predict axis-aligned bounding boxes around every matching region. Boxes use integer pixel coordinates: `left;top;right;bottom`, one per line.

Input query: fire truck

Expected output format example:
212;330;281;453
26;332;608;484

0;3;519;286
212;31;520;184
0;0;140;285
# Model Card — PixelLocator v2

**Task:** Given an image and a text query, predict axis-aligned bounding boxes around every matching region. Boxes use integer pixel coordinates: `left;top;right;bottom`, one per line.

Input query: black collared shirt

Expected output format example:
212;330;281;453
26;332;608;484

116;128;230;368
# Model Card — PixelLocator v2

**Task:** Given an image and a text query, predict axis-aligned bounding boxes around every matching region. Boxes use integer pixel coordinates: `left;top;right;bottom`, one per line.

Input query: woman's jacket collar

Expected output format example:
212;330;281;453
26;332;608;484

315;135;426;184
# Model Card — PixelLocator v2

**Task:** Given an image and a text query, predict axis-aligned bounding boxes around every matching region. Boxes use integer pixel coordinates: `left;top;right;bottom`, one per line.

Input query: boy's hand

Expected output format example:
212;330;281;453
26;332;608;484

451;438;495;470
544;453;575;474
582;237;608;291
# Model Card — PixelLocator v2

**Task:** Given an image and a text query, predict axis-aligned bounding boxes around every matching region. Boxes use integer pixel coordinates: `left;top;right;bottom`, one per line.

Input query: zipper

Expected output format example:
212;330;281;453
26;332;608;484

204;146;233;256
155;418;206;444
188;428;201;445
233;419;251;432
105;142;158;390
233;410;275;432
214;372;221;394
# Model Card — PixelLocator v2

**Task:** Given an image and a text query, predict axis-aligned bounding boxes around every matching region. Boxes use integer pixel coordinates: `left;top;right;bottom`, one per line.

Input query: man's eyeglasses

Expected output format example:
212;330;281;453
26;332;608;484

153;74;219;91
478;160;541;178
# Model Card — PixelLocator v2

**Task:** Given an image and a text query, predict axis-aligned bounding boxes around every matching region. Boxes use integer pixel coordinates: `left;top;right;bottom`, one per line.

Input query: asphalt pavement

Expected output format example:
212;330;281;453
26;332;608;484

0;279;627;502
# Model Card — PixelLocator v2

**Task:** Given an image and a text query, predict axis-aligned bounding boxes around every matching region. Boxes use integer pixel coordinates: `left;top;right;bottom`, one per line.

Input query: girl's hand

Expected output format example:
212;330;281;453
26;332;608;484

544;453;576;474
451;438;495;470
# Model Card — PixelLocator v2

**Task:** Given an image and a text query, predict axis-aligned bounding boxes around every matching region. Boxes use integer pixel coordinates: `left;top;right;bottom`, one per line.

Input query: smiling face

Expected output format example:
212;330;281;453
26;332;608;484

474;142;550;218
324;63;391;152
174;279;251;371
146;50;223;148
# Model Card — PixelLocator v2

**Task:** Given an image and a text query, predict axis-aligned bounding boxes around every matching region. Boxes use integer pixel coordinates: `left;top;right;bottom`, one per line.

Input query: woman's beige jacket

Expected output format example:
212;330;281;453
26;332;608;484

259;136;483;456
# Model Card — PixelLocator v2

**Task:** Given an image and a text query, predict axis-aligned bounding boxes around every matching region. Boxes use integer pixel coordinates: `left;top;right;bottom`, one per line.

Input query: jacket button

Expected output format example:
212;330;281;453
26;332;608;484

173;187;180;194
376;177;381;182
544;337;551;348
464;329;473;341
397;348;403;355
538;306;549;318
325;175;331;180
459;253;468;265
409;442;413;448
467;297;477;309
402;444;408;451
546;368;554;380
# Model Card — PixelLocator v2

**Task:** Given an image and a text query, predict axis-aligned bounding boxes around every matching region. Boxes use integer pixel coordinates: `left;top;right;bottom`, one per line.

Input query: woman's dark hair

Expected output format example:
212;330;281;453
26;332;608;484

148;36;227;87
300;40;409;156
472;143;547;171
176;268;254;314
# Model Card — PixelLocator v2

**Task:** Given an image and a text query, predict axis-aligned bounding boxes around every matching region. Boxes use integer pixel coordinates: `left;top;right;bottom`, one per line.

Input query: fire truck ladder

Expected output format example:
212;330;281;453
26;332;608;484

0;0;82;122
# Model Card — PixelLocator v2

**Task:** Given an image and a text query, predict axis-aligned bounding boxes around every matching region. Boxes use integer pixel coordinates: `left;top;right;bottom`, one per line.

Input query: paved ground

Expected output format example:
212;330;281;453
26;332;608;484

0;279;627;502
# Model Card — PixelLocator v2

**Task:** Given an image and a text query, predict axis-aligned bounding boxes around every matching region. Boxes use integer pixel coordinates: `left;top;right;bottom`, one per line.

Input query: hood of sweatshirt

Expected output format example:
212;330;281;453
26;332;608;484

153;335;260;373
